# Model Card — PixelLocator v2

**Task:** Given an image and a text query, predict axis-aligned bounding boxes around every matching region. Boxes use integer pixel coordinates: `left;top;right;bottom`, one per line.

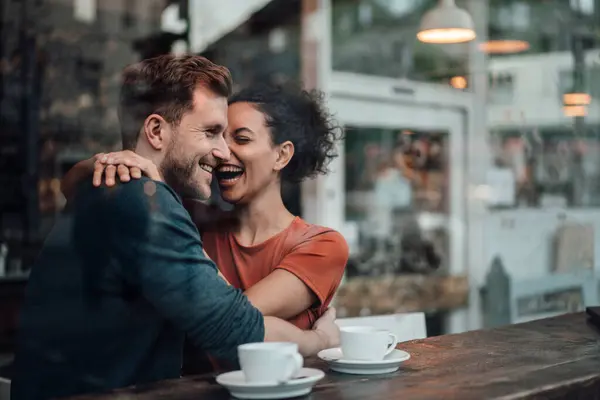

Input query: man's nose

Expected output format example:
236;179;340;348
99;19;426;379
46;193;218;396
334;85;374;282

213;135;231;162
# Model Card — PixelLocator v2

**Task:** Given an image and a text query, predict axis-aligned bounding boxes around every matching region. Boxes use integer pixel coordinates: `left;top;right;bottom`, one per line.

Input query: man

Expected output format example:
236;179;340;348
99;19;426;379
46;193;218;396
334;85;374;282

11;54;338;400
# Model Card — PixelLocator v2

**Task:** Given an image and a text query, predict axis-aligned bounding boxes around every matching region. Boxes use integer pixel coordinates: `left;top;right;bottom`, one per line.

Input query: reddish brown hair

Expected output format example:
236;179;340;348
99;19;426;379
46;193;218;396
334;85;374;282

118;54;233;149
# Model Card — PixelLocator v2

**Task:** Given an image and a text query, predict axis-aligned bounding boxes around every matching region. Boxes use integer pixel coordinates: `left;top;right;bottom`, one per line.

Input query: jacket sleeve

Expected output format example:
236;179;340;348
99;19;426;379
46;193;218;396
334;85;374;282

108;179;265;361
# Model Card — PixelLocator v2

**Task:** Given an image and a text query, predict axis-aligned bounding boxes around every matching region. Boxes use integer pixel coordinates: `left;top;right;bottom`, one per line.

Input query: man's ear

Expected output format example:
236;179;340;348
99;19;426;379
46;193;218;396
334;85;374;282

142;114;169;150
273;141;294;172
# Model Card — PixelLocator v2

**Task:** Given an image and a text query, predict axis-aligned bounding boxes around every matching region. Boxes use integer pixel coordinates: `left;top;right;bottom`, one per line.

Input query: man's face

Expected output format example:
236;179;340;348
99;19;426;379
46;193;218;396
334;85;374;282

160;87;229;199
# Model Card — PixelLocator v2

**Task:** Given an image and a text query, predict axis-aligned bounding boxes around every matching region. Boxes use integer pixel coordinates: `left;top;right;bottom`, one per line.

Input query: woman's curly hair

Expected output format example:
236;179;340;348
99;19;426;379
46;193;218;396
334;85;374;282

229;83;343;183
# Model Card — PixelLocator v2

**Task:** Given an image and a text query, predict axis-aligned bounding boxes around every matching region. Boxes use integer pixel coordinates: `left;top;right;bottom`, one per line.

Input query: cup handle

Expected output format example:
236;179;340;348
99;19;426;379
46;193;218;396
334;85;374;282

280;353;304;383
385;333;398;356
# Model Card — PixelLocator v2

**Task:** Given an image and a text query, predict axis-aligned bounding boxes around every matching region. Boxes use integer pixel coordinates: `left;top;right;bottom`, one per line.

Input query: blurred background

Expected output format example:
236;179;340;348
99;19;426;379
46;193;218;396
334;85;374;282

1;0;600;359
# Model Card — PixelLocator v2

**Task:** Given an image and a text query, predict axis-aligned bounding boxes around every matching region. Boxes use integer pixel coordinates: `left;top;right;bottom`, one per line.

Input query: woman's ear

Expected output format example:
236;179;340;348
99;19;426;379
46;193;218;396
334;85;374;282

273;141;294;172
142;114;169;150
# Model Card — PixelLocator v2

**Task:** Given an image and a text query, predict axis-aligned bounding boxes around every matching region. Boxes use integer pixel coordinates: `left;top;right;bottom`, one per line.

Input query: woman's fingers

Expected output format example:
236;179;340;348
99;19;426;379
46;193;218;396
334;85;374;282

130;167;142;179
93;160;105;187
117;164;131;182
96;151;140;168
94;150;161;182
105;165;117;187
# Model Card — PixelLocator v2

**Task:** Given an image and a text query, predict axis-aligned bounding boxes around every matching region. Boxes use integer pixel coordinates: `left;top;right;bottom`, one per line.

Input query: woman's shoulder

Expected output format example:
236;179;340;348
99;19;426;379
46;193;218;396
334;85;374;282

288;218;349;253
281;219;349;273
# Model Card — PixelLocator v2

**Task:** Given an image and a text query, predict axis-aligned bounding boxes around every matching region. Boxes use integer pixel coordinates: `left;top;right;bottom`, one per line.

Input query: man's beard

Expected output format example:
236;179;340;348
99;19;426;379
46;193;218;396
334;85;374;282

160;138;204;199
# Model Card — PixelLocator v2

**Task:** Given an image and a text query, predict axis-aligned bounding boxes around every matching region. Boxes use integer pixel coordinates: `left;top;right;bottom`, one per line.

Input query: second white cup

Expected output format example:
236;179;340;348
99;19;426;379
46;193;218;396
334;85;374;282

340;326;398;361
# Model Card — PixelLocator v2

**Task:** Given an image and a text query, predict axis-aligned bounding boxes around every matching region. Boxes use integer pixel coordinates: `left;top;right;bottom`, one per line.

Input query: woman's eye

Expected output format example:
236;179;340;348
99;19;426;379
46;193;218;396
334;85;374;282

235;136;250;144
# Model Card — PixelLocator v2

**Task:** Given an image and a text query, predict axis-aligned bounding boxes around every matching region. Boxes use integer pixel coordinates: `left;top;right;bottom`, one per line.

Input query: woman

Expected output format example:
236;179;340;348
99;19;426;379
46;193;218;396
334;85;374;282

63;83;348;331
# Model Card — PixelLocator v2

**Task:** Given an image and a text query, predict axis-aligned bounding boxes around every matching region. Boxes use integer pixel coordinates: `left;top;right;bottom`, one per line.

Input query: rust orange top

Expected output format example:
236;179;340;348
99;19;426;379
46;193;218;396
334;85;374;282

202;217;349;329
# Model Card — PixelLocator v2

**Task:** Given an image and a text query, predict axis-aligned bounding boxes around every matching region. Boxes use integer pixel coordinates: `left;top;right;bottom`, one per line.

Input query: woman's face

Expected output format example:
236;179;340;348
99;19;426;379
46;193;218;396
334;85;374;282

214;102;293;204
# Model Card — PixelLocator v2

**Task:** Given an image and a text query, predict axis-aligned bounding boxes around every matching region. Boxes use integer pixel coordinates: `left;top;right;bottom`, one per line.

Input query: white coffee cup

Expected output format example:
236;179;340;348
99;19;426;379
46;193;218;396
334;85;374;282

340;326;398;361
238;342;304;384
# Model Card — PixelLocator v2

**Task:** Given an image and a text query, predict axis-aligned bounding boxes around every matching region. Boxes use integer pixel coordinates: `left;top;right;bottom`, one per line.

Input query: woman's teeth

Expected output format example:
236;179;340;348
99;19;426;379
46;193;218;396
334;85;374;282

216;165;244;182
219;166;243;173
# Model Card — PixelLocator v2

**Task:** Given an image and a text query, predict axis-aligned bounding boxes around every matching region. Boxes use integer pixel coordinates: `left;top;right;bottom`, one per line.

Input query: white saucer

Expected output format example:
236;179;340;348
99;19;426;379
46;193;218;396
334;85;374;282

317;348;410;375
216;367;325;399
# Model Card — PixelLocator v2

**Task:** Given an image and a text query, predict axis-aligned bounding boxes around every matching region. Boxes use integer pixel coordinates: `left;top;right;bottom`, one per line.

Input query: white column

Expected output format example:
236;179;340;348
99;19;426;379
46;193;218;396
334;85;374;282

300;0;344;232
464;0;490;331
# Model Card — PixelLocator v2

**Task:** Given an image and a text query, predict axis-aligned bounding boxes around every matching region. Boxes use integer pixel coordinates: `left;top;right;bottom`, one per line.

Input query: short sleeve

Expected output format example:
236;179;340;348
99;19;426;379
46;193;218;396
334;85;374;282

276;230;349;306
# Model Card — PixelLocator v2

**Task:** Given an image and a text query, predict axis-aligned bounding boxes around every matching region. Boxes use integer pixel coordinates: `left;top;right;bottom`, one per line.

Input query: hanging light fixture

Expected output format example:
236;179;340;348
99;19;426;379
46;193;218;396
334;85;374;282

563;92;591;117
417;0;476;44
563;105;587;117
478;40;530;54
563;93;591;107
562;56;591;118
450;75;468;89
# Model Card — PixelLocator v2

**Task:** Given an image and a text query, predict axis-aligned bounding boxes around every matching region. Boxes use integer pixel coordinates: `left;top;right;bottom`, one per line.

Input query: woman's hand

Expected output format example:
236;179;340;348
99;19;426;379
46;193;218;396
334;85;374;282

312;307;340;349
93;150;162;187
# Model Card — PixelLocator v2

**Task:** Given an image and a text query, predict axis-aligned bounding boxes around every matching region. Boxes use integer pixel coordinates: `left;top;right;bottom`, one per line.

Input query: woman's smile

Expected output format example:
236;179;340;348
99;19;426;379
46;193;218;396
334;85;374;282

215;163;245;188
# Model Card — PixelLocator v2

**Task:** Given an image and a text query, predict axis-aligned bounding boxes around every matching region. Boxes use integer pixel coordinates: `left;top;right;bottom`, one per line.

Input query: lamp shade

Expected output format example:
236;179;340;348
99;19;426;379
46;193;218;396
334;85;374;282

417;0;476;44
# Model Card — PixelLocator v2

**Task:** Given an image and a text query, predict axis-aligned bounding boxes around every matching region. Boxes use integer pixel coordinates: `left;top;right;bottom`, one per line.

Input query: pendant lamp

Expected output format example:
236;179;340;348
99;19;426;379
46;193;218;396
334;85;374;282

417;0;476;44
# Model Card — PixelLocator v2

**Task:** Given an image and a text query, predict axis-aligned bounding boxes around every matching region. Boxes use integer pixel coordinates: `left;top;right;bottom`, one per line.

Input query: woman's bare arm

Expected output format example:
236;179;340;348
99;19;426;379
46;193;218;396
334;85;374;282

244;231;348;320
61;157;96;200
245;270;317;320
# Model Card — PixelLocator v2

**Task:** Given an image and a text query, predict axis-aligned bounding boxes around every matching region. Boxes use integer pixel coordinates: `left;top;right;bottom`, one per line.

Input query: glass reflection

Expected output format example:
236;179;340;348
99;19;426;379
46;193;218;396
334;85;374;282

344;127;448;277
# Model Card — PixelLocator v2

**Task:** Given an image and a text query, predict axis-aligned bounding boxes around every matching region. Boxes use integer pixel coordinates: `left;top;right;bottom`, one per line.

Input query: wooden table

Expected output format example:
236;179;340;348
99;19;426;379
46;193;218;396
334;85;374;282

69;312;600;400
